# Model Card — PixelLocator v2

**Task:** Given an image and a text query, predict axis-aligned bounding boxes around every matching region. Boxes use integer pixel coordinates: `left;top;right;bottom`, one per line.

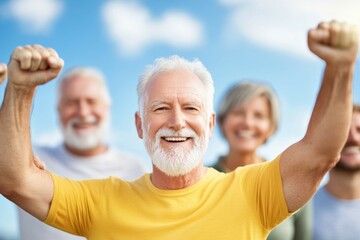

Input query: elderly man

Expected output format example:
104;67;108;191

0;21;358;239
17;67;147;240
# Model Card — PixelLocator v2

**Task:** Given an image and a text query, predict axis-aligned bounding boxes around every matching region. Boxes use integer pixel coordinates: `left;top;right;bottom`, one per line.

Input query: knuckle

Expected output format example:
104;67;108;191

14;46;23;52
22;50;32;59
47;48;58;57
23;45;33;50
33;44;44;49
330;24;341;35
32;52;42;61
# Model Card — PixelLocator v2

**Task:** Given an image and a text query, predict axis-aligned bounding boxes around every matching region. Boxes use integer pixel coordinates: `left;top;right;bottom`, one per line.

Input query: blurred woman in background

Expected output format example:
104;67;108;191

212;81;311;240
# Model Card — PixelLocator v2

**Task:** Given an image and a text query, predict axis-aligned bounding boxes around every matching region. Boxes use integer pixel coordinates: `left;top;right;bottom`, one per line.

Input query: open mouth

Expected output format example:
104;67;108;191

162;137;192;142
236;130;254;138
73;122;97;129
342;146;360;154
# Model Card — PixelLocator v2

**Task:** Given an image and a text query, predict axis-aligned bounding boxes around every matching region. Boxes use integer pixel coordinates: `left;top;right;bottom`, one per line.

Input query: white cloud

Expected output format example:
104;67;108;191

102;1;203;56
6;0;63;33
220;0;360;58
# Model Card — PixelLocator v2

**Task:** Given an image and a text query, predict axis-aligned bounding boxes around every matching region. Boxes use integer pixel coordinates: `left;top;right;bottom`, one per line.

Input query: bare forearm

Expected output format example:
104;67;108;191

0;45;63;220
280;21;358;212
0;82;55;221
0;82;35;194
305;63;354;158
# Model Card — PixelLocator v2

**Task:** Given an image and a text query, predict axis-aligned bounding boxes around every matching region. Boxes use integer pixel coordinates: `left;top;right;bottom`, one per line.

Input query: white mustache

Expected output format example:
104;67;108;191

156;128;196;139
70;115;97;126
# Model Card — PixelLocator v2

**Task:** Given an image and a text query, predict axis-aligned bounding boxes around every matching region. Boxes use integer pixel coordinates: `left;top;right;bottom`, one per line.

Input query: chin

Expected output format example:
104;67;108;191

334;160;360;172
153;158;201;177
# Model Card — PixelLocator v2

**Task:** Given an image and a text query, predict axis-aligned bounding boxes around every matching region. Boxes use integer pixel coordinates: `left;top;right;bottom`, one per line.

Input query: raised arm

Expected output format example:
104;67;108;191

280;21;359;212
0;45;63;220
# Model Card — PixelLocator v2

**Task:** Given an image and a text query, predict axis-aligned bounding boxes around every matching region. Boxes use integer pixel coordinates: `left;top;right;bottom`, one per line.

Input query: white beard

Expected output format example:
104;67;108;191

143;127;209;176
61;115;109;150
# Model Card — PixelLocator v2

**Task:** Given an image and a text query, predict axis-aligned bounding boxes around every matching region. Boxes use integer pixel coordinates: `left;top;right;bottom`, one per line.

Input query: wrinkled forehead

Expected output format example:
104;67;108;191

60;77;103;99
144;70;207;102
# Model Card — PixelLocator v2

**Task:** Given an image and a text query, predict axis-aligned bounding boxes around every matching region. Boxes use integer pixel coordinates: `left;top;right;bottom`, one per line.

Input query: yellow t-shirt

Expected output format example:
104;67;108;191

45;155;290;240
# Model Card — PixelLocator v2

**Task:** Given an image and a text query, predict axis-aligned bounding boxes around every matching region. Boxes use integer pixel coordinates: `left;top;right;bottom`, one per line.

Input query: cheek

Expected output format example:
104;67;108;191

144;113;168;130
142;118;158;140
221;124;232;140
258;121;273;138
188;114;207;128
59;109;75;125
221;117;237;135
223;115;237;126
94;108;108;120
86;102;109;121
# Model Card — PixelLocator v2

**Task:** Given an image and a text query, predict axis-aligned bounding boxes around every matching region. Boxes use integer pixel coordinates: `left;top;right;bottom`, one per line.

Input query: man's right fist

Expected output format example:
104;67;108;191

308;20;359;65
7;45;64;89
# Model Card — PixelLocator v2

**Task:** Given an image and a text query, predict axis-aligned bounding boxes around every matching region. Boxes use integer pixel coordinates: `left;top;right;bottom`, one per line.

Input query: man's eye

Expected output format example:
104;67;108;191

185;107;199;111
155;107;168;111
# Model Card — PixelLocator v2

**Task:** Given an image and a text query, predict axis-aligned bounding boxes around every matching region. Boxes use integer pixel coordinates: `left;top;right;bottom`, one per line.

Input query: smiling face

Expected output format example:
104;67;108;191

336;110;360;172
58;75;110;151
135;69;215;176
221;95;274;154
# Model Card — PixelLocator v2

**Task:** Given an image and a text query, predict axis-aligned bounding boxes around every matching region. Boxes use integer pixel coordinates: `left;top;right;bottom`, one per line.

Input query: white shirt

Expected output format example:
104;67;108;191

18;144;147;240
312;186;360;240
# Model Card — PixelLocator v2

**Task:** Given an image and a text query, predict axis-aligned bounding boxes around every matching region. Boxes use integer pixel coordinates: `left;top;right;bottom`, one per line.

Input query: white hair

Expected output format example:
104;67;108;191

137;55;214;118
57;67;111;106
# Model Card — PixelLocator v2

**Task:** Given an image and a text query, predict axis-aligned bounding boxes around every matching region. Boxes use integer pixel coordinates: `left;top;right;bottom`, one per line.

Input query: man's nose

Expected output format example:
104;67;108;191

241;113;254;127
348;126;360;143
78;101;91;117
168;108;186;131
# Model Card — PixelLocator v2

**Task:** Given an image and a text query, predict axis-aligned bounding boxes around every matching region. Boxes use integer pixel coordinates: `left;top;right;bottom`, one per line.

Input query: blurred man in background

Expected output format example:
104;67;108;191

18;66;147;240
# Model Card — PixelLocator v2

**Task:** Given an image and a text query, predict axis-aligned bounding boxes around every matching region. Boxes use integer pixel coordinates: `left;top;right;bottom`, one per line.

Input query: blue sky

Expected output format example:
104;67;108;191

0;0;359;238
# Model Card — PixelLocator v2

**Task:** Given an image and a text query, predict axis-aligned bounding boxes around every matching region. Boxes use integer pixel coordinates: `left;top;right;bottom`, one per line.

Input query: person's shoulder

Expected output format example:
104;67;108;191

107;147;147;169
33;144;63;156
237;156;279;172
208;155;227;172
109;147;143;161
105;174;149;191
229;155;282;184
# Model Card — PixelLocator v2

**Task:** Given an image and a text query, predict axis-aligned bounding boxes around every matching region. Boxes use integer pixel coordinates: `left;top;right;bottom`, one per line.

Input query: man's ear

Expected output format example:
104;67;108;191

135;112;144;139
208;112;216;138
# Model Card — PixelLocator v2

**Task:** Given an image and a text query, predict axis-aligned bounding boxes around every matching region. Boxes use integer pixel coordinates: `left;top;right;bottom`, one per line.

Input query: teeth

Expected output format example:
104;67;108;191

237;130;254;138
343;146;360;154
164;137;187;142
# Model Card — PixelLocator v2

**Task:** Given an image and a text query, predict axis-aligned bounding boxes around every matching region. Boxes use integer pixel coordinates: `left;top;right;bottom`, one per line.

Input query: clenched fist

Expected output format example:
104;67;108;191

308;20;359;65
7;45;64;89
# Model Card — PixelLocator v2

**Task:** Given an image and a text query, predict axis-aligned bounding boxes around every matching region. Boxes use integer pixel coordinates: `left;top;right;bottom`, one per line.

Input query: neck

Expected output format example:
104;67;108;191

64;144;108;157
151;164;207;190
222;149;263;172
325;169;360;200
